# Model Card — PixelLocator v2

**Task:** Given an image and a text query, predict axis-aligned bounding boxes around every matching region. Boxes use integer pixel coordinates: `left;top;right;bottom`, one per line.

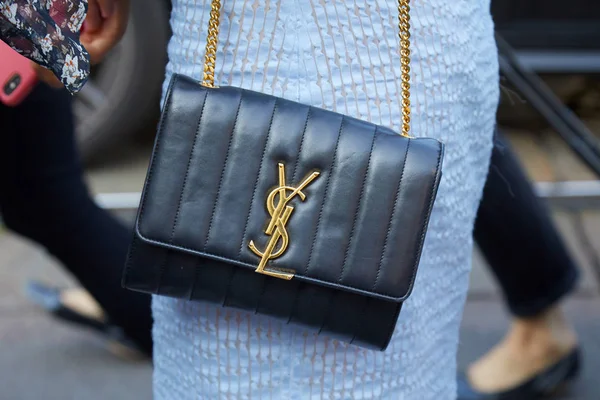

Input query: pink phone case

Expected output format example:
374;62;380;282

0;41;38;107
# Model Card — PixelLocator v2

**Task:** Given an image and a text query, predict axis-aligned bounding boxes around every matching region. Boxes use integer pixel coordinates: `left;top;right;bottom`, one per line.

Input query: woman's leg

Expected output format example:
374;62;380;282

0;84;153;355
474;132;579;317
464;131;579;394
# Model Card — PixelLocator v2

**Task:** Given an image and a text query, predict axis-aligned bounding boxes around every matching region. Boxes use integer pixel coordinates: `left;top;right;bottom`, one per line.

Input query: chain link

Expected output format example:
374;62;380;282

202;0;411;136
202;0;222;87
398;0;411;137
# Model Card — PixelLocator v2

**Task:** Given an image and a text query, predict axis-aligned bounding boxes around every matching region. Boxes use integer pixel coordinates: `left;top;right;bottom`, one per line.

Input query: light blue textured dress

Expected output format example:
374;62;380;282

152;0;499;398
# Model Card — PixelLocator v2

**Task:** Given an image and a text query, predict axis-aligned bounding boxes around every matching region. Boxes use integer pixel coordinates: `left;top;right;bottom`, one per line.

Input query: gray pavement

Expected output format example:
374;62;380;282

0;233;153;400
1;129;600;399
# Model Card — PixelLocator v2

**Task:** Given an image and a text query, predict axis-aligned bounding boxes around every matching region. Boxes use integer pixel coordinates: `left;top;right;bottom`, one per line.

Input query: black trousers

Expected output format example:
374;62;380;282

0;84;152;354
474;132;579;317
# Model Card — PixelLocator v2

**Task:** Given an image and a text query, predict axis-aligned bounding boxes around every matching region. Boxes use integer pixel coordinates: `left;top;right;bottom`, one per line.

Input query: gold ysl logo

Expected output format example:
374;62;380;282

249;163;320;280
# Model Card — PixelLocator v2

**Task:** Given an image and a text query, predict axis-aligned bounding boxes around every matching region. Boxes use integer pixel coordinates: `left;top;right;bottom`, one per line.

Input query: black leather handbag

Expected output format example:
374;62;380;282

122;0;444;351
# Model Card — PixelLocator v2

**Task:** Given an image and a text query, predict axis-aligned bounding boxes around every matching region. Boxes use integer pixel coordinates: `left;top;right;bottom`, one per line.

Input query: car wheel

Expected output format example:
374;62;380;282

74;0;170;165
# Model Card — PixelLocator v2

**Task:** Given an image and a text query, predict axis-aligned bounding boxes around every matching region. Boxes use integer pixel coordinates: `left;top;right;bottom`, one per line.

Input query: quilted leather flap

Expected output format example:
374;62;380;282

135;74;444;303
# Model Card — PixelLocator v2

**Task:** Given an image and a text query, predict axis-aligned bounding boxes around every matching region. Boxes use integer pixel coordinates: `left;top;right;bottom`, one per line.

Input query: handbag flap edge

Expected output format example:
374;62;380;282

132;73;445;304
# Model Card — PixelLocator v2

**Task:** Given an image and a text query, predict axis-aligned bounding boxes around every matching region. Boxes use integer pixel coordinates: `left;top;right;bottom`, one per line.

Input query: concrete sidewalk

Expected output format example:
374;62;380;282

1;128;600;399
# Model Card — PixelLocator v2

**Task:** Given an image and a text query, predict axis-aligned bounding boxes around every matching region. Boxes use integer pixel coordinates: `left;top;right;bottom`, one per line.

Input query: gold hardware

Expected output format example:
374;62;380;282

398;0;411;137
201;0;412;137
201;0;221;88
249;163;320;280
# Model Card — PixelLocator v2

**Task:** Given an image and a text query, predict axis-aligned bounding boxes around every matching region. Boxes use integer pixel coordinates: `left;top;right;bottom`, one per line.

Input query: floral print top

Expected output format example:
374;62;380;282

0;0;90;93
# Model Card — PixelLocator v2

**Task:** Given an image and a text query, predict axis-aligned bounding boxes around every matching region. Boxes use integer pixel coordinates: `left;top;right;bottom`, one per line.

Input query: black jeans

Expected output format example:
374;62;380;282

473;132;579;317
0;84;152;354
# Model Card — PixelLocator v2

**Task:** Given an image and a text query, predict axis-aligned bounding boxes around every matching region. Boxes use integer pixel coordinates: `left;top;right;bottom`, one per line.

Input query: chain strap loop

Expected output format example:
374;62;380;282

398;0;411;137
202;0;222;87
202;0;412;137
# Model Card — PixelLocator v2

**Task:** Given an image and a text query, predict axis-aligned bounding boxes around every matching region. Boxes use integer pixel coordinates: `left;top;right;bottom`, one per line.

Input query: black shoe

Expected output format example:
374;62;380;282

457;348;581;400
25;280;149;360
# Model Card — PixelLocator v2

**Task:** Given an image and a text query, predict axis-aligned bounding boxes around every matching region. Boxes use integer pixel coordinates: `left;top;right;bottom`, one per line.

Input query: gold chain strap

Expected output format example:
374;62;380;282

202;0;412;137
398;0;411;137
202;0;222;87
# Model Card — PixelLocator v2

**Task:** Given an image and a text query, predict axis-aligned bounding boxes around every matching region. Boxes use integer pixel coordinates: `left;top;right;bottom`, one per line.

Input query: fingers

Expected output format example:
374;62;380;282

96;0;117;19
30;62;63;89
84;0;103;33
31;61;64;89
80;0;129;65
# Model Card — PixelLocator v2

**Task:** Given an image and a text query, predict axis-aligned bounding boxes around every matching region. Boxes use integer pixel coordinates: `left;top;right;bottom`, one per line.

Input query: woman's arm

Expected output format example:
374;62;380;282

0;0;129;93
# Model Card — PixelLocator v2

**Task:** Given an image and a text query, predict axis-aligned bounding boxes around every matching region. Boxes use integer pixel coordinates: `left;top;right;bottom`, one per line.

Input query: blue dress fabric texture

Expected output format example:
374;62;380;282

152;0;499;399
0;0;89;93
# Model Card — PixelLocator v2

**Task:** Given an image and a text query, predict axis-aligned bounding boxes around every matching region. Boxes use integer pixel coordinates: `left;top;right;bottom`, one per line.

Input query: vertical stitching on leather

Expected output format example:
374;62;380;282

349;297;371;345
404;143;444;296
285;282;302;324
304;117;346;275
380;303;403;351
254;276;269;314
155;252;170;295
373;138;411;291
122;233;139;289
189;258;201;300
222;267;238;307
169;90;209;241
126;74;179;293
204;93;245;251
157;85;210;293
291;107;312;183
338;125;379;284
237;98;281;259
287;109;338;320
317;291;337;334
136;75;178;227
255;106;311;316
236;101;281;315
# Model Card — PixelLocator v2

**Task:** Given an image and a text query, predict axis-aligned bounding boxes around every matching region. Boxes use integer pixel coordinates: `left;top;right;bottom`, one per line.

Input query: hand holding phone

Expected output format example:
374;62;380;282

0;41;38;107
1;0;129;99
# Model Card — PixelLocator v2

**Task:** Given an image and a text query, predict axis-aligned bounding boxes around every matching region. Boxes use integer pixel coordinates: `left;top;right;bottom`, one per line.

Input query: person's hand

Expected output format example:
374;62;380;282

81;0;130;64
32;0;130;89
31;62;63;89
